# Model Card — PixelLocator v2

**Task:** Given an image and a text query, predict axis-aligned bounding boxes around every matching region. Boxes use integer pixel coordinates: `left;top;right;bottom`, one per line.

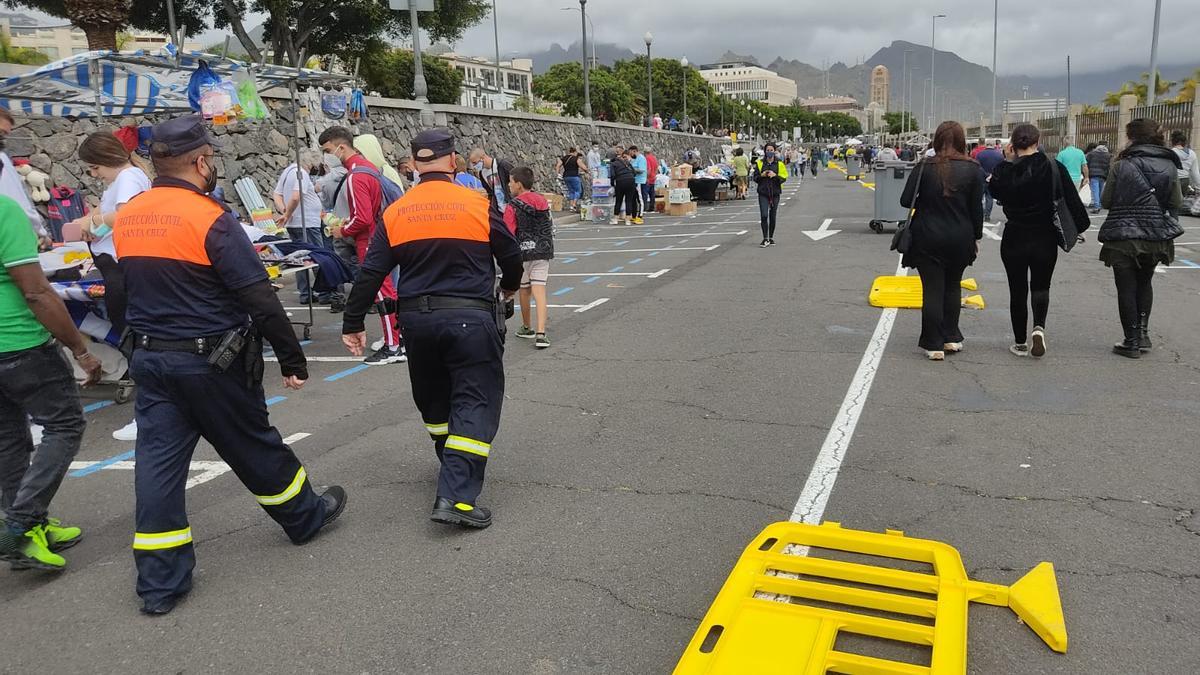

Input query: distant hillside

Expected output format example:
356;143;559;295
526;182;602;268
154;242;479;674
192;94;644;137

519;42;638;74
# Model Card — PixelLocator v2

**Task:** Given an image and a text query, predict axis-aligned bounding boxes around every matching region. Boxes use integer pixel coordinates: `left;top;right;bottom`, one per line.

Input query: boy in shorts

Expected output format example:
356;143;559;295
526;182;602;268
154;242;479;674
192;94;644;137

503;167;555;349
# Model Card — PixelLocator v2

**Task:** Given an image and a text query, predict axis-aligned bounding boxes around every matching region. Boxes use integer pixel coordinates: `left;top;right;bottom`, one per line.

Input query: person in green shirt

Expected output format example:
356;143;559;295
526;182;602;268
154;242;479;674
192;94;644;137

1055;138;1088;188
0;193;101;572
731;147;750;199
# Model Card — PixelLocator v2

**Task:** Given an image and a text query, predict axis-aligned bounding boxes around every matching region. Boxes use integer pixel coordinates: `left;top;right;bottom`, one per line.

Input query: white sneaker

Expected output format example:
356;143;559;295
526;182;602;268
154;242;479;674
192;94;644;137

113;419;138;441
925;350;945;361
1009;343;1030;357
370;338;385;352
943;342;963;353
1030;328;1047;358
30;424;43;446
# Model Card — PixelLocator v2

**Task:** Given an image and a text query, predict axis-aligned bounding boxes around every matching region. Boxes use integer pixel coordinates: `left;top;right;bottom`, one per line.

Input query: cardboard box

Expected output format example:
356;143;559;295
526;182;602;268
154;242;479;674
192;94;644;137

671;164;694;180
668;178;690;189
668;188;693;204
666;201;697;217
540;192;564;212
655;201;667;213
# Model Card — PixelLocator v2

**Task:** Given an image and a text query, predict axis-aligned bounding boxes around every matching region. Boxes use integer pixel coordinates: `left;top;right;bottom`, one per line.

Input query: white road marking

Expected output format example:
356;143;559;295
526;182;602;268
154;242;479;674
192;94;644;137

802;218;841;241
551;270;670;277
282;432;311;444
575;298;610;313
556;246;717;255
789;255;906;525
556;231;745;242
266;356;364;362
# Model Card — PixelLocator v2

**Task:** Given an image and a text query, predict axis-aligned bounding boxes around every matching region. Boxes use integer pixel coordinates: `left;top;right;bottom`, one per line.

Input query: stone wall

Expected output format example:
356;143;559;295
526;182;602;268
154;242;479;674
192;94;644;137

6;93;729;218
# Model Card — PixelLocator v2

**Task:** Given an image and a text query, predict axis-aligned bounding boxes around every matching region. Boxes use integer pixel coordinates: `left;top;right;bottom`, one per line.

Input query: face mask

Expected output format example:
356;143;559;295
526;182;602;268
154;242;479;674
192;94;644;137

473;161;484;173
765;152;775;160
200;156;218;193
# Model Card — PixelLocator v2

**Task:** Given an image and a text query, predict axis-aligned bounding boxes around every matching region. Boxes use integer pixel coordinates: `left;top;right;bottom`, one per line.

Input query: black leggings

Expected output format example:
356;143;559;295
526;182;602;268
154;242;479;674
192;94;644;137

1113;264;1156;332
1000;227;1058;344
613;181;640;218
92;252;127;336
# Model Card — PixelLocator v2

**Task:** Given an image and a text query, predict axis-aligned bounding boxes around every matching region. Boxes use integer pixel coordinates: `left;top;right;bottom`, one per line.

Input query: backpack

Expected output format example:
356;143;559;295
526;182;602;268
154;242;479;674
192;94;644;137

46;186;88;242
334;166;405;223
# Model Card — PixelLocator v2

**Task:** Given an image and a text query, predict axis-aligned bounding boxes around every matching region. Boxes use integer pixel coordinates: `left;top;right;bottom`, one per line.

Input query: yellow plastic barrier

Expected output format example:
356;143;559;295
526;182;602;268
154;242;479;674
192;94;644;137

869;276;983;309
961;294;986;310
674;521;1066;675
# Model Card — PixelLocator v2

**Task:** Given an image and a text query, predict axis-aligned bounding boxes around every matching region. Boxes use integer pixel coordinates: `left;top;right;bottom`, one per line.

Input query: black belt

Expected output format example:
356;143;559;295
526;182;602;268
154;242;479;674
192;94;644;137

135;334;225;355
395;295;493;313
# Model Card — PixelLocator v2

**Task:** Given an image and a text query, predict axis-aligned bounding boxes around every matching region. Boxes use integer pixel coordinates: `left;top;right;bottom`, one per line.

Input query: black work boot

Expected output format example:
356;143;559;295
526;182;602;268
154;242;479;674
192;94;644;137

431;497;492;529
1113;326;1141;359
1139;313;1152;352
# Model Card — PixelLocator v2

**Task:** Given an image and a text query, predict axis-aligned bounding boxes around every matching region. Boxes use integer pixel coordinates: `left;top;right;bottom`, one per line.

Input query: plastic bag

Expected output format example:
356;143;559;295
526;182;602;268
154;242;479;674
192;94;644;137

187;61;222;112
321;90;347;120
1078;182;1092;208
232;69;269;119
349;89;368;120
200;80;240;119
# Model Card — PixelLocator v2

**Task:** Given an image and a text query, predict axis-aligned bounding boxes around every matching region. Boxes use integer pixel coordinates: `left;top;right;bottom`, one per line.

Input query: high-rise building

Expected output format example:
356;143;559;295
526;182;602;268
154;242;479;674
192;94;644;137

870;65;890;112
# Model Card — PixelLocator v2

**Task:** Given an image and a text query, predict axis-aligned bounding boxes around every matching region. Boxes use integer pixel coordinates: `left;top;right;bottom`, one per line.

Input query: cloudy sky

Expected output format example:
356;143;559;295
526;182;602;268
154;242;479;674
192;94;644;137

451;0;1197;76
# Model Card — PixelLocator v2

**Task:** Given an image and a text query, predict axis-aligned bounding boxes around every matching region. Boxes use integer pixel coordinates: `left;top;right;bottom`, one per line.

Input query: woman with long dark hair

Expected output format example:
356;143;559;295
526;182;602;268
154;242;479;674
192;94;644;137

900;121;985;360
1098;118;1184;358
989;123;1090;358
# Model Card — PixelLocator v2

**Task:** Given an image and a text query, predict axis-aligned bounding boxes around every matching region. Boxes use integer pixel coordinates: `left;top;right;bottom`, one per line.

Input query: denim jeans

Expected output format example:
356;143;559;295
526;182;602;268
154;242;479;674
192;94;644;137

983;187;994;221
0;341;85;532
287;227;332;300
1089;177;1105;210
758;193;780;239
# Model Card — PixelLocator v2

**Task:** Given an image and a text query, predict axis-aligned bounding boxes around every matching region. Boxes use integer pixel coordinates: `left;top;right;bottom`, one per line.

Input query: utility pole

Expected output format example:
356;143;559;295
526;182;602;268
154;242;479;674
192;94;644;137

492;0;502;107
930;14;945;131
991;0;998;128
580;0;591;120
901;49;909;135
644;33;653;123
1148;0;1163;105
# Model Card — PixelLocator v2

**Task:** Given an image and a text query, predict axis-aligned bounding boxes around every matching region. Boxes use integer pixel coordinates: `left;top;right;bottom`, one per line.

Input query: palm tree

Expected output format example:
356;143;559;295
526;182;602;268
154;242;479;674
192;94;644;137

1103;72;1175;107
1172;68;1200;104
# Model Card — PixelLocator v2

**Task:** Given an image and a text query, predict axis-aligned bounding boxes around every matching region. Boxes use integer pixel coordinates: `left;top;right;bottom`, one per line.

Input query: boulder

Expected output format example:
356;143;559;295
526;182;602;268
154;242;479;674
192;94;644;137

42;134;79;161
27;152;52;172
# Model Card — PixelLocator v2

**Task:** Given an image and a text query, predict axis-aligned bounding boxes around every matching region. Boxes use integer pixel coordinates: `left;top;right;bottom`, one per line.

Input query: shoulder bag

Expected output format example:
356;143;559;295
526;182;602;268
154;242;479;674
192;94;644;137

890;160;926;253
1051;164;1080;252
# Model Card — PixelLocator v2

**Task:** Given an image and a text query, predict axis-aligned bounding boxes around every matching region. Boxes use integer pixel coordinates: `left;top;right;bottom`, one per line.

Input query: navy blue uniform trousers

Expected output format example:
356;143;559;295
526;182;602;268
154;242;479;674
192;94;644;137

130;350;326;605
398;308;505;505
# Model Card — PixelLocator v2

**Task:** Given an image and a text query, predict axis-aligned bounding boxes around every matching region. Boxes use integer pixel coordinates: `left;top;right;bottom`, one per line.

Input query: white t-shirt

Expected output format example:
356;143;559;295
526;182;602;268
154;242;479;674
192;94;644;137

273;164;322;229
92;166;150;259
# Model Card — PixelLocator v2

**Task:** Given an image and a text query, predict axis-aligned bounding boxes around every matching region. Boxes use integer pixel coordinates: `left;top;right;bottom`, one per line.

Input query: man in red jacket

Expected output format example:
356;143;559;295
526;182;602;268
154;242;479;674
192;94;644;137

643;147;659;215
319;127;405;365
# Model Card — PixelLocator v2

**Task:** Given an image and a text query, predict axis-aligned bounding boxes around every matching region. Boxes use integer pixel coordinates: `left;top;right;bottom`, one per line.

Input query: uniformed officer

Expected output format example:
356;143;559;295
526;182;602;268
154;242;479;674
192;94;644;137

114;116;347;614
341;128;522;529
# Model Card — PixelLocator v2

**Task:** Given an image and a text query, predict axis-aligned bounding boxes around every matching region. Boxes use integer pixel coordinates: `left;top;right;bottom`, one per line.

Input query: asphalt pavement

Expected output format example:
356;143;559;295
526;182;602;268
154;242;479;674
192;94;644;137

3;166;1199;674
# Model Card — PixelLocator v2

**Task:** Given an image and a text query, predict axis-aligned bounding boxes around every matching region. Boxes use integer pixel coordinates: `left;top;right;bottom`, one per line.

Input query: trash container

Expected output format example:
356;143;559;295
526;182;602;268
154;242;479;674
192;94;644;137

869;160;917;233
845;155;863;180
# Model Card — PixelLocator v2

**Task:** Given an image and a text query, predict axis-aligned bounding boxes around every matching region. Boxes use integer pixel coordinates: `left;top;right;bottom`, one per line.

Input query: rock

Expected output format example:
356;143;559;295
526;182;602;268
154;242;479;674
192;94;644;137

27;152;52;172
267;129;290;153
6;135;35;158
42;134;79;161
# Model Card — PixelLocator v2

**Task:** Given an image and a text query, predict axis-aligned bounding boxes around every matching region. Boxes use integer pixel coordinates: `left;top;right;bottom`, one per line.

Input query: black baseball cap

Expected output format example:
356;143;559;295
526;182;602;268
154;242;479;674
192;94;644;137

411;128;455;161
150;115;219;157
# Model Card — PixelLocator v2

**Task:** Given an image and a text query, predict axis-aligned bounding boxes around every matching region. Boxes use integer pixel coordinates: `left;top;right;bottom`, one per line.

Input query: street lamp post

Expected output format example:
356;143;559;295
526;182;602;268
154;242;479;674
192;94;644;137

492;0;502;106
991;0;998;127
930;13;946;131
1148;0;1163;105
901;49;911;136
681;56;689;131
580;0;591;120
644;33;653;125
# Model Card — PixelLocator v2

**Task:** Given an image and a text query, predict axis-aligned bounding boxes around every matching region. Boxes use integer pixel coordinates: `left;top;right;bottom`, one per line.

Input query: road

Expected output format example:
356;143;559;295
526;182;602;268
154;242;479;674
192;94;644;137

3;166;1199;673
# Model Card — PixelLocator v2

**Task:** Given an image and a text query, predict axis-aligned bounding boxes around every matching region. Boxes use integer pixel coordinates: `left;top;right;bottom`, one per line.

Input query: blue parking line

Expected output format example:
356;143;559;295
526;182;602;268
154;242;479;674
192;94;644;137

628;258;643;264
608;266;624;273
70;449;134;478
614;241;629;246
583;276;601;283
265;395;287;406
561;257;577;264
325;364;370;382
83;400;115;413
1180;259;1200;268
552;287;574;296
648;251;659;257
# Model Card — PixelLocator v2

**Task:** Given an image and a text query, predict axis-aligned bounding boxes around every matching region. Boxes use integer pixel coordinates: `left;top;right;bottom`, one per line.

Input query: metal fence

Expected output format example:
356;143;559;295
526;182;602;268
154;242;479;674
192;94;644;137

1131;101;1194;140
1037;115;1068;153
1076;110;1120;150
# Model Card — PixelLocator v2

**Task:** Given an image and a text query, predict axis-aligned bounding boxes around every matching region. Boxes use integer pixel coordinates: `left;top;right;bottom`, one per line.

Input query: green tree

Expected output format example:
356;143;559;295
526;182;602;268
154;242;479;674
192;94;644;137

882;111;918;135
0;31;49;65
611;56;715;125
512;95;560;116
3;0;211;51
361;48;463;105
533;61;635;121
1103;71;1175;106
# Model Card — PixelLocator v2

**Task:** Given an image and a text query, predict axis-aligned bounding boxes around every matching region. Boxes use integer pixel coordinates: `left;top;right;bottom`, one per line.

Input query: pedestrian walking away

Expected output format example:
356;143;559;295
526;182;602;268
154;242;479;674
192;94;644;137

0;191;101;572
976;142;1004;222
1170;131;1200;197
272;150;329;306
900;121;985;361
555;147;587;213
731;147;750;199
70;131;151;442
642;147;659;214
1085;141;1112;214
342;128;522;529
989;124;1090;359
505;166;555;349
751;142;788;247
320;126;406;365
1098;118;1185;359
115;116;346;615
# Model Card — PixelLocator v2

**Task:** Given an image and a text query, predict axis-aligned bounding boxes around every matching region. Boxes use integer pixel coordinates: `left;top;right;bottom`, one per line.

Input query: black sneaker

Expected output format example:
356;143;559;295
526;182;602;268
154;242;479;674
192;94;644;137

1113;339;1141;359
329;299;344;314
534;333;550;349
141;591;188;616
759;239;769;248
430;497;492;529
364;345;406;365
767;239;777;246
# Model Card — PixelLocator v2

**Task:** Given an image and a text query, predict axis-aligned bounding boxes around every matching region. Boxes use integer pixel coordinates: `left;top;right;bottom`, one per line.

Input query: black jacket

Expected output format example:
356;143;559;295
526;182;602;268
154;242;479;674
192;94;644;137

1099;144;1184;242
1086;146;1111;181
482;158;515;209
609;157;635;184
989;152;1090;238
750;157;788;198
899;157;985;268
511;195;555;262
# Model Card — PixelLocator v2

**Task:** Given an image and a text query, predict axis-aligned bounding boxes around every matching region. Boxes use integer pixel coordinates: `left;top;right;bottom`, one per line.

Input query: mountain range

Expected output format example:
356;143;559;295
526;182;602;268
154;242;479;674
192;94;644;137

519;40;1197;116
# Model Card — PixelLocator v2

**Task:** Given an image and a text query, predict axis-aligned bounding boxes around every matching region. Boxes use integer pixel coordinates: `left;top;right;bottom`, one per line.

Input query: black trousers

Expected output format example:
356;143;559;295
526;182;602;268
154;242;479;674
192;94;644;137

1113;264;1156;334
758;193;780;239
130;350;326;606
916;261;966;351
1000;227;1059;344
92;252;127;335
399;309;505;505
613;181;640;218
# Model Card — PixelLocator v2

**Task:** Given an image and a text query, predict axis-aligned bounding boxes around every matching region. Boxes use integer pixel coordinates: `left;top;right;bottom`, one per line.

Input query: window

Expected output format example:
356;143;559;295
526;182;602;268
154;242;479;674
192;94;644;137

10;27;34;37
37;46;59;59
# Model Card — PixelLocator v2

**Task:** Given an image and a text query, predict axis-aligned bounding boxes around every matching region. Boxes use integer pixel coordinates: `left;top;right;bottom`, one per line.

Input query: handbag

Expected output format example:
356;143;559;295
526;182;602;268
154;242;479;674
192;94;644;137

890;160;926;253
1051;165;1080;252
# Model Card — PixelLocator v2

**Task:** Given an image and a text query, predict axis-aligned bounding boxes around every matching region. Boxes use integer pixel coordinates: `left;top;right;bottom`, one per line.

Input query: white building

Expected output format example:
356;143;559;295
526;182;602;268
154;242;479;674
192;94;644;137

0;16;203;61
1004;97;1067;122
699;62;797;107
434;48;533;111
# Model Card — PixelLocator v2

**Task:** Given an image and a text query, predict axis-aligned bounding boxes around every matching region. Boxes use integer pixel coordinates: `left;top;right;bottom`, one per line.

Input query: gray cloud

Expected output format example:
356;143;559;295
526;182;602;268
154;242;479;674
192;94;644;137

452;0;1197;77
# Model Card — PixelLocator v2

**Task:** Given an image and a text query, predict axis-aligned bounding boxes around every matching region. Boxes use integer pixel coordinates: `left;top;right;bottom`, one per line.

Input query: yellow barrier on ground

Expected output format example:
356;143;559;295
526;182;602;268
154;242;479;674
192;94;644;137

674;521;1067;675
961;294;986;310
869;276;982;309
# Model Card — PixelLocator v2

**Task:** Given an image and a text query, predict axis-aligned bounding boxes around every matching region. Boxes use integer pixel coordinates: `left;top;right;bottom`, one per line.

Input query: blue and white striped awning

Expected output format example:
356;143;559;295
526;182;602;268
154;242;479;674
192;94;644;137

0;47;352;118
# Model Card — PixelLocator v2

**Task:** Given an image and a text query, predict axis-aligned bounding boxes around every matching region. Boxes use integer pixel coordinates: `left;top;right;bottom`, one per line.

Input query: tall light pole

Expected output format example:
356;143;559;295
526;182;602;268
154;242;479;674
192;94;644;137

991;0;998;127
909;67;917;137
901;49;911;136
580;0;591;120
644;32;653;124
930;13;946;131
922;78;930;133
681;56;689;131
1148;0;1163;104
